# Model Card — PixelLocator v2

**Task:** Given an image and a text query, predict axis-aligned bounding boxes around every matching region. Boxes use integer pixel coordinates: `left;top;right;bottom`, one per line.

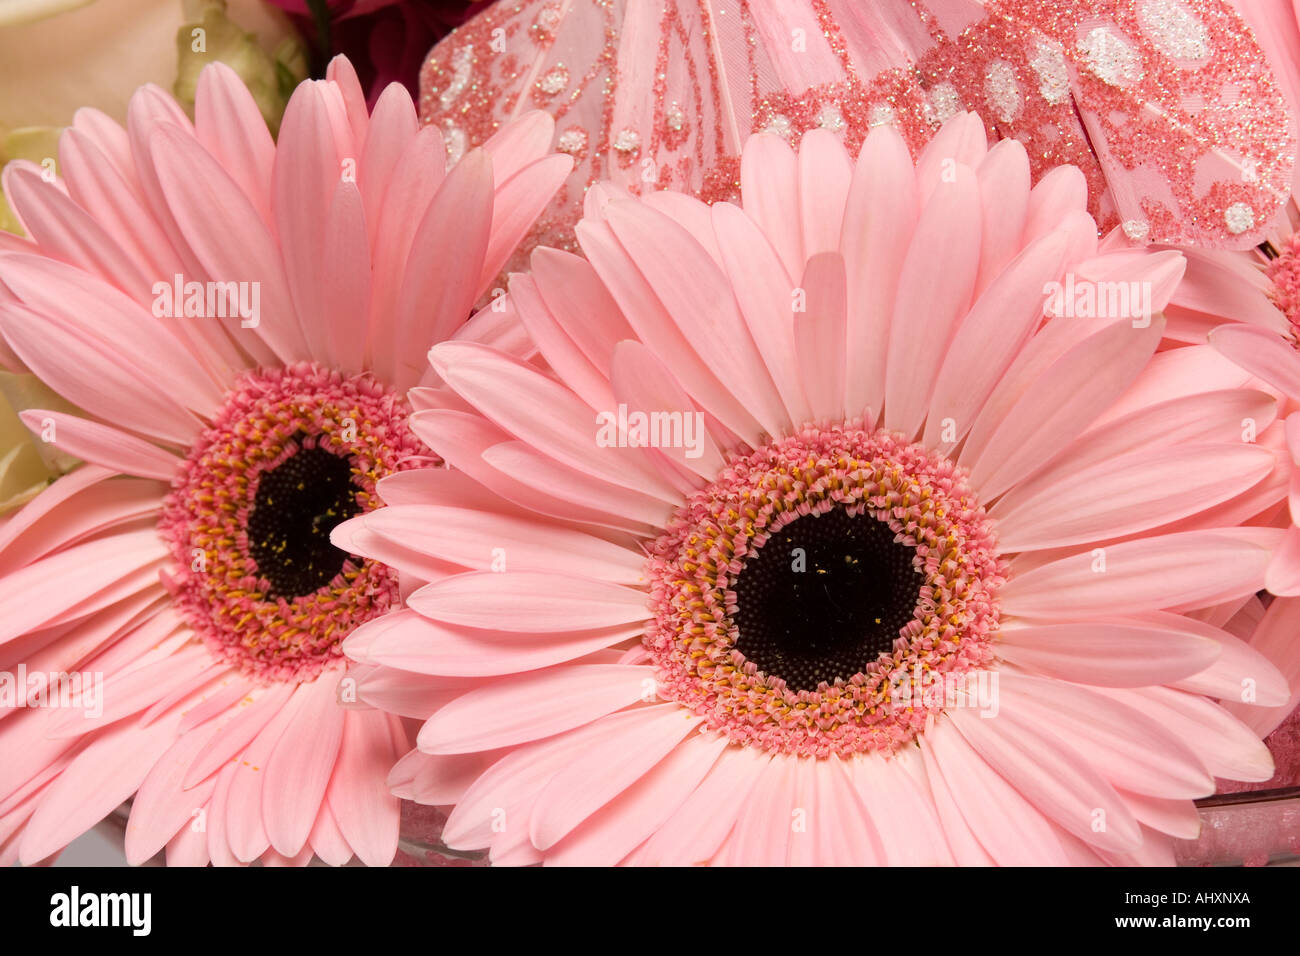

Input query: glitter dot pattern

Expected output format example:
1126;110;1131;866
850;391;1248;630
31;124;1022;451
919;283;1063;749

418;0;1295;264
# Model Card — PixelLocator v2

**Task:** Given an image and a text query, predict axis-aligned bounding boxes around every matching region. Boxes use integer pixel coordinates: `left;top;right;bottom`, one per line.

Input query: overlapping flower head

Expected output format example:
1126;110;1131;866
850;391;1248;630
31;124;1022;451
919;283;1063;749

0;56;569;866
339;115;1291;866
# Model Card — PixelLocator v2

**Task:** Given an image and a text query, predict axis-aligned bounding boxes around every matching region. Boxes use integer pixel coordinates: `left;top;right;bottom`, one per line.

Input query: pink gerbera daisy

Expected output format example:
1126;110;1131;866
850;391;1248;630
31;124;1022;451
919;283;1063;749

0;56;569;865
339;115;1291;866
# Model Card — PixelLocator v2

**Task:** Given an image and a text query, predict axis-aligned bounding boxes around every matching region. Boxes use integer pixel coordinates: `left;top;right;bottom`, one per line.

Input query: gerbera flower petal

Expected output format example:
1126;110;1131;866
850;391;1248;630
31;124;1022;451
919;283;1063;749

796;128;853;258
1002;529;1278;618
575;218;764;445
922;720;1077;865
263;676;346;857
996;674;1214;798
738;133;802;277
325;709;404;868
997;620;1222;688
966;317;1165;498
528;705;704;852
948;703;1143;853
192;63;276;225
17;410;179;481
794;252;849;424
19;715;179;865
991;443;1276;551
841;126;916;417
635;742;772;866
509;274;615;412
418;663;654;755
973;139;1033;293
549;731;731;867
710;202;810;428
602;200;789;438
922;228;1074;451
883;164;981;438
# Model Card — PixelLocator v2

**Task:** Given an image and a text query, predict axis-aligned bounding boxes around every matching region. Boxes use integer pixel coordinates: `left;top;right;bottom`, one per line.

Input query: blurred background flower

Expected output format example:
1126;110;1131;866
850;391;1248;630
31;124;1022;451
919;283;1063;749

268;0;485;104
0;0;307;232
0;372;79;514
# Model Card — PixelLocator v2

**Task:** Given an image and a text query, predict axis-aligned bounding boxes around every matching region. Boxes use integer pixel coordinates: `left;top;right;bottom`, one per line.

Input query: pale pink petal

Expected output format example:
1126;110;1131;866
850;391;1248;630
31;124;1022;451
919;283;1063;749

575;218;765;445
0;530;167;645
262;675;346;857
923;721;1076;864
528;704;703;851
968;317;1165;499
795;252;848;424
603;199;789;438
18;411;179;481
998;673;1214;798
711;202;811;429
883;163;980;438
19;715;178;863
1001;529;1277;618
193;62;275;224
124;720;222;865
408;571;650;633
992;443;1275;551
546;732;728;866
839;124;915;418
1096;686;1275;783
318;180;371;376
355;505;646;585
417;664;652;754
924;228;1072;450
325;709;403;867
636;742;772;866
478;154;573;294
609;340;726;480
797;128;852;256
739;133;802;275
429;340;680;503
511;272;616;412
947;705;1142;853
997;619;1221;687
974;138;1032;293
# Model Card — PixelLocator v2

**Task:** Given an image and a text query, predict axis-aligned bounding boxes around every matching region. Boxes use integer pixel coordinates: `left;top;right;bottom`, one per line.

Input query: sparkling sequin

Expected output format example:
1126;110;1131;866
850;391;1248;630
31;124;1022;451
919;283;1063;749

437;46;474;110
1224;201;1255;234
817;104;846;132
868;104;897;128
1122;218;1151;240
557;126;589;156
1139;0;1211;62
612;127;641;153
985;60;1023;123
537;66;569;96
1078;26;1144;87
1028;39;1070;105
927;82;963;124
764;113;794;138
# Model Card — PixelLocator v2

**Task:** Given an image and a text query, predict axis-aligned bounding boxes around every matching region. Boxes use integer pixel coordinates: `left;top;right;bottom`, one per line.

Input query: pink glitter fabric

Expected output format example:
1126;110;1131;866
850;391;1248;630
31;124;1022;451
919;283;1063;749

646;424;1003;758
418;0;1296;266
